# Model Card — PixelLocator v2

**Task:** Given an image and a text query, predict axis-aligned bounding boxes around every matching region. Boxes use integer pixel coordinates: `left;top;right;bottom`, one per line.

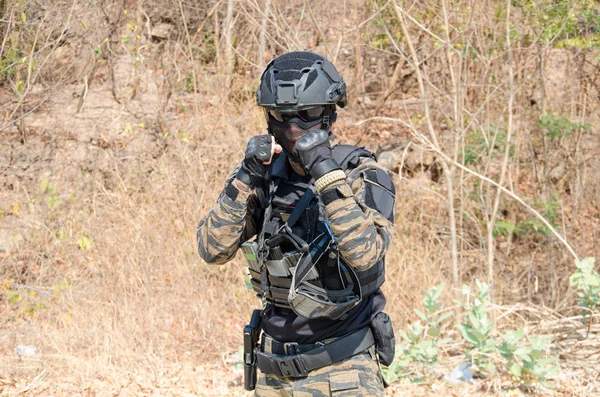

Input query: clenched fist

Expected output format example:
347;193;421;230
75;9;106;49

295;130;341;180
236;135;282;187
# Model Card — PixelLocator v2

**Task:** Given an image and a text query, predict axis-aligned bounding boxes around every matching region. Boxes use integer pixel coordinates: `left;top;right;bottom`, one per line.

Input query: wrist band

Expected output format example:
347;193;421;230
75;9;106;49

236;164;257;187
311;158;341;180
315;170;346;192
320;187;344;205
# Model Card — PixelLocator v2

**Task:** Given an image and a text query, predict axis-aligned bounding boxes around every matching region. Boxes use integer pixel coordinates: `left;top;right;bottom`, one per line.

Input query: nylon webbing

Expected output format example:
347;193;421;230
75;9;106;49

256;326;375;378
285;188;315;229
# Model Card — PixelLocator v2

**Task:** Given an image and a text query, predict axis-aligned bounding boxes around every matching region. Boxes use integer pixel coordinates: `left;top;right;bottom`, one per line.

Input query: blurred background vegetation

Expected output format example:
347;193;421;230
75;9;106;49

1;0;599;395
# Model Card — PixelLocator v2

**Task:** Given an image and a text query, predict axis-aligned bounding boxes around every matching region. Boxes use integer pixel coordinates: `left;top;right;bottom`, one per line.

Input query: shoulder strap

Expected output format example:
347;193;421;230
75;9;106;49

332;144;376;170
285;188;315;228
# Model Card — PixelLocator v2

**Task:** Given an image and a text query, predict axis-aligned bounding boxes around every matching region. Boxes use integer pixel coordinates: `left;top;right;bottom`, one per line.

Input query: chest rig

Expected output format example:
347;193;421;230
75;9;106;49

242;145;386;320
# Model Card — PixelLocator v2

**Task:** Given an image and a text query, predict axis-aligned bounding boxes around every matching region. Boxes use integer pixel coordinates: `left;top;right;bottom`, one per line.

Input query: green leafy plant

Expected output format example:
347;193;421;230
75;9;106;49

177;130;192;143
520;198;559;236
493;219;519;238
78;233;91;251
455;281;559;387
463;127;512;166
496;330;558;388
197;32;217;63
496;328;528;378
539;113;591;142
2;279;74;323
414;283;453;340
569;257;600;324
3;282;47;317
368;0;401;50
494;198;560;239
513;0;600;47
383;283;451;383
455;281;498;372
0;48;20;82
175;73;196;94
521;336;559;387
384;280;560;388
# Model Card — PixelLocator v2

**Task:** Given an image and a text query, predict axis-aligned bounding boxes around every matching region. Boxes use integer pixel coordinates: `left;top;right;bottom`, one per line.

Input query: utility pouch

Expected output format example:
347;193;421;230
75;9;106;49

241;241;261;273
243;309;262;391
370;311;395;367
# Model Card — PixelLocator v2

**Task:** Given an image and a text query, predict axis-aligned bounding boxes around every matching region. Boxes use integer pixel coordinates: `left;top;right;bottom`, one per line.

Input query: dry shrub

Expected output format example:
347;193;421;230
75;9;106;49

1;0;600;395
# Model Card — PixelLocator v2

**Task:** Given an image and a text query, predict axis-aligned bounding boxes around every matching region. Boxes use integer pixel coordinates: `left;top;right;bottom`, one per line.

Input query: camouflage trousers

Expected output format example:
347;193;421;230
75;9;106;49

254;346;385;396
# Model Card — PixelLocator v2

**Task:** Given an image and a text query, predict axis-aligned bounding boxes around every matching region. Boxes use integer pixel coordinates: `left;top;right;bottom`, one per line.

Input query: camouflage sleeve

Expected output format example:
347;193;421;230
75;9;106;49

196;167;259;265
320;158;395;271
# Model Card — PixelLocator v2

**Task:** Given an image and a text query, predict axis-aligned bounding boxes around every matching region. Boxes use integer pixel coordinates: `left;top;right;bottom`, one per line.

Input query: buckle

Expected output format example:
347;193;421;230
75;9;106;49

275;356;308;378
257;246;269;263
283;342;298;355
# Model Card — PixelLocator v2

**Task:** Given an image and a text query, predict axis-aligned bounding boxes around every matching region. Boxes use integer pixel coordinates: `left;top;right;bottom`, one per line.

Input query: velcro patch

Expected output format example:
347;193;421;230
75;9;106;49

225;183;239;201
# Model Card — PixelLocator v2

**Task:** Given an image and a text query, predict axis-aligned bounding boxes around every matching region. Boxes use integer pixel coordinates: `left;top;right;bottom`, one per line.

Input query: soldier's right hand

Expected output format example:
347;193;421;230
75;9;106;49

236;135;282;187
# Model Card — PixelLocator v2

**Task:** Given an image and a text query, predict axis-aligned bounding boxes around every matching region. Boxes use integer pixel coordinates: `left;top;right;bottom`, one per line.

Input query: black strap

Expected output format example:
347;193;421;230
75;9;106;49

256;326;375;378
285;188;315;229
292;232;330;288
311;158;341;180
261;334;323;355
257;174;282;297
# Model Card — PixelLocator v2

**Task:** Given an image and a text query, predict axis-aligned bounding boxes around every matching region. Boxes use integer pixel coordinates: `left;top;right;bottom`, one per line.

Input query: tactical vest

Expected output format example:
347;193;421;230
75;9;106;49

242;145;388;317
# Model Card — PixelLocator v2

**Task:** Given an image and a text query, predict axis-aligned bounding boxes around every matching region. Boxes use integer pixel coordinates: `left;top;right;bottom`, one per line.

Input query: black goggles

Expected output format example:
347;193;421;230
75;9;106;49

265;106;325;123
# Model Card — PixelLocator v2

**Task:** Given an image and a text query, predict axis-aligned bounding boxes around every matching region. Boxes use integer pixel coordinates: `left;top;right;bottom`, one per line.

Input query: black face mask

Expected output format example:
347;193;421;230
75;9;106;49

268;115;324;162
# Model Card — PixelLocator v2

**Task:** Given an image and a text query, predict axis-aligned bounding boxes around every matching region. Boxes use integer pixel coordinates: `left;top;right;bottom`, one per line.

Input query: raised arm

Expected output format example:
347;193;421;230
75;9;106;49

197;135;281;264
320;157;395;271
294;130;395;272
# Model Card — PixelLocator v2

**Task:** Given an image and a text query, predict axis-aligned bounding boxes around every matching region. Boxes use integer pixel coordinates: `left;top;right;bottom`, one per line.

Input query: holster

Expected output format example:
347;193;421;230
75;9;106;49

370;311;395;367
243;309;262;391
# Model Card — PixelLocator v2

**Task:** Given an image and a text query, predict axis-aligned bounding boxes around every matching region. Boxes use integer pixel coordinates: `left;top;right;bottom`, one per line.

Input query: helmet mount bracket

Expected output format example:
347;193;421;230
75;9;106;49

275;83;298;105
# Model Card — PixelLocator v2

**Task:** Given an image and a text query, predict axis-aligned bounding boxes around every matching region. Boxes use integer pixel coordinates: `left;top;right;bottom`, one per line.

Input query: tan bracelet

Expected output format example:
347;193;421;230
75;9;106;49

315;170;347;192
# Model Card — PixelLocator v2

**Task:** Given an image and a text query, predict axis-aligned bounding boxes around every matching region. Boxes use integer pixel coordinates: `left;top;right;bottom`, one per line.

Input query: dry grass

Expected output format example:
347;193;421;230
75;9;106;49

1;0;600;395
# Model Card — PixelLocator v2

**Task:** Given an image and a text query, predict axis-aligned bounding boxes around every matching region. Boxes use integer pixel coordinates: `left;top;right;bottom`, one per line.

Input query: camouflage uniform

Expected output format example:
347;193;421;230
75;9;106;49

197;156;393;271
197;154;393;397
255;346;384;397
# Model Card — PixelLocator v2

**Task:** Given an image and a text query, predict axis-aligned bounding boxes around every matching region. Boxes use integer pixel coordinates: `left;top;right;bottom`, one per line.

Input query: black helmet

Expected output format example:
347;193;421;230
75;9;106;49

257;51;347;111
257;52;347;159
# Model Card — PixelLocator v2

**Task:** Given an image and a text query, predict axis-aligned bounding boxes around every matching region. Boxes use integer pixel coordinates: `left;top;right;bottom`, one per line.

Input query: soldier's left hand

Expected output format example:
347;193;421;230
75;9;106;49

295;130;341;180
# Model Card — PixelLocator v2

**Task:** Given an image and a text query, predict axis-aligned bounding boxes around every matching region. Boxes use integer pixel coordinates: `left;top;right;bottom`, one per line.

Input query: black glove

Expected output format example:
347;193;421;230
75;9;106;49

295;130;341;180
237;135;275;187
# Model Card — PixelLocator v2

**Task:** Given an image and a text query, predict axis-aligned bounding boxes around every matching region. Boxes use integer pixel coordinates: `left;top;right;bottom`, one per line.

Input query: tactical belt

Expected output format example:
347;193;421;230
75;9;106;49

256;326;375;378
261;334;326;356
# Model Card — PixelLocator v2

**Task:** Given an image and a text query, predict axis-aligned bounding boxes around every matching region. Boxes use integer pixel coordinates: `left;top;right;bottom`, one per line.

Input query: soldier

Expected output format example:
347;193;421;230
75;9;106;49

197;52;396;396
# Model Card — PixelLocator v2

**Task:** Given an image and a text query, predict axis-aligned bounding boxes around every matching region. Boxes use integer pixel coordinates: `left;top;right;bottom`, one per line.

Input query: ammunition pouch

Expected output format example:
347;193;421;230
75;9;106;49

241;225;383;321
370;311;395;366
